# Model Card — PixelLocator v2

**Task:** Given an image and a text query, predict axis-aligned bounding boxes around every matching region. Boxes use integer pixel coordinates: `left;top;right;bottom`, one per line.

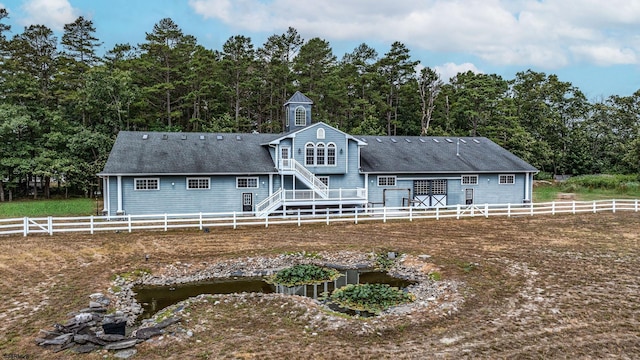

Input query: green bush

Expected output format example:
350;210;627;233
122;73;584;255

268;264;342;287
330;283;415;314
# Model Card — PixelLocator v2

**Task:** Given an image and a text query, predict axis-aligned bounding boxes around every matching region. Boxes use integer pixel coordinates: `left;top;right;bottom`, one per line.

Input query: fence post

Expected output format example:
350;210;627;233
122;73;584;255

128;214;132;233
48;216;53;235
436;206;439;220
552;201;555;215
456;204;460;219
507;203;511;218
23;217;28;237
199;212;203;230
530;201;534;216
572;201;576;214
484;204;488;218
636;199;638;212
593;201;597;213
233;212;237;229
383;207;387;223
298;209;301;227
409;206;413;222
612;200;616;213
90;215;94;235
326;209;330;225
355;208;358;224
265;214;268;228
164;214;168;231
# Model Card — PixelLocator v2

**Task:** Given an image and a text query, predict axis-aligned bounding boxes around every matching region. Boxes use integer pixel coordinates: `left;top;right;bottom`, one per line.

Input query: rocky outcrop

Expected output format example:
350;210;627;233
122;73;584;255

35;292;181;357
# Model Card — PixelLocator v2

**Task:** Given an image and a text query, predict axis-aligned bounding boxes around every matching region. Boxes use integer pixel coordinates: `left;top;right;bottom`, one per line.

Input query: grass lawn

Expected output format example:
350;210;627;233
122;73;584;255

0;198;98;218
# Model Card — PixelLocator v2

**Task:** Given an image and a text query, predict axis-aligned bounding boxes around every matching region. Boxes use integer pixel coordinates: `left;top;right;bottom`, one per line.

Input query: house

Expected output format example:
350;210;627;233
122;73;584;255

98;92;538;217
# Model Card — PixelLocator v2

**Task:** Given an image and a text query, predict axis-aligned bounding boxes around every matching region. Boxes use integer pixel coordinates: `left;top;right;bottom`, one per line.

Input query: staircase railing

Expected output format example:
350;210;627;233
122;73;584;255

255;189;284;217
279;159;328;198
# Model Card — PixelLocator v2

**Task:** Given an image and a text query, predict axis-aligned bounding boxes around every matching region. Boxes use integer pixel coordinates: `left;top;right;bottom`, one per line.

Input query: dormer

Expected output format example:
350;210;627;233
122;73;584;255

284;91;313;132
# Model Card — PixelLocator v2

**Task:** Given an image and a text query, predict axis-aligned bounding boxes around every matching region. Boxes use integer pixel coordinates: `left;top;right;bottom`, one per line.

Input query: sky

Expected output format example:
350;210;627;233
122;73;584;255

1;0;639;100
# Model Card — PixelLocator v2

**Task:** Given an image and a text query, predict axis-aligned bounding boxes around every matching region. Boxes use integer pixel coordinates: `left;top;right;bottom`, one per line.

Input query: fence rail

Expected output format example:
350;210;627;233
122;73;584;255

0;199;638;237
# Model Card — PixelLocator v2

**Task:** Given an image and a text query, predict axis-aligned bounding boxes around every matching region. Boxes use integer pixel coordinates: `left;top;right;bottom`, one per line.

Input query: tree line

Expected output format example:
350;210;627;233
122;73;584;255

1;11;639;200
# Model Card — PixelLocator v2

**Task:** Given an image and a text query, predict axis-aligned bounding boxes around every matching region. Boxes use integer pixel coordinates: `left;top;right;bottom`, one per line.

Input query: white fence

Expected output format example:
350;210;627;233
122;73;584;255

0;199;638;237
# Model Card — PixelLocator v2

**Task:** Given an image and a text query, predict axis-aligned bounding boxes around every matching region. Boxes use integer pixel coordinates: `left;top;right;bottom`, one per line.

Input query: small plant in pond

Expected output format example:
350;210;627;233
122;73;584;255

267;264;342;286
330;283;415;314
374;251;399;270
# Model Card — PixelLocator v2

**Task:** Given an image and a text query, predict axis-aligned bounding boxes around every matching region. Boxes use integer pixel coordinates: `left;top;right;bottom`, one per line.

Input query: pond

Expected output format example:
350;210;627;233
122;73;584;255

135;269;415;319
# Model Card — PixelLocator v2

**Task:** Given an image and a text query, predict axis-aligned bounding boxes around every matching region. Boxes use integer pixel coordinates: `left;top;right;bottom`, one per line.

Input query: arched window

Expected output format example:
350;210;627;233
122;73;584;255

327;143;336;165
305;143;314;165
316;143;325;165
295;106;306;126
316;128;325;139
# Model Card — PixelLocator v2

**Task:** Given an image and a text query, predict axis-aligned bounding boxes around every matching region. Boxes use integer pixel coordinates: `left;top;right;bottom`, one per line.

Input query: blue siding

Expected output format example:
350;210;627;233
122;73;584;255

110;175;272;215
291;124;347;175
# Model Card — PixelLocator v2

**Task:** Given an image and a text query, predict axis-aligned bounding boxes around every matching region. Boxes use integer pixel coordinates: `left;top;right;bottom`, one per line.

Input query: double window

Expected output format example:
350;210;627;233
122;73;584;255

135;178;159;190
237;177;259;189
461;175;478;185
377;176;396;187
499;174;515;184
187;177;210;190
305;142;336;166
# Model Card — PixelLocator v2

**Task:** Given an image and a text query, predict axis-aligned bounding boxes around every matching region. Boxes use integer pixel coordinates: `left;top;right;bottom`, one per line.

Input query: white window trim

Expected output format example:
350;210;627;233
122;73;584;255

304;142;337;167
317;176;330;188
499;174;516;185
236;177;259;189
186;177;210;190
461;175;478;185
317;128;325;139
295;106;306;126
134;177;160;191
377;176;397;187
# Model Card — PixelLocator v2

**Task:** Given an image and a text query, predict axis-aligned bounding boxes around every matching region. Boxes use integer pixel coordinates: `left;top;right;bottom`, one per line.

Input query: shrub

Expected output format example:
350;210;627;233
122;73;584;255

330;283;415;314
268;264;342;287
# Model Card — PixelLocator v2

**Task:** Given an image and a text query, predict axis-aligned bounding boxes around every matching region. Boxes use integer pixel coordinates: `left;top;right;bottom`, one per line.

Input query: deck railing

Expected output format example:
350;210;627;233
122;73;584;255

1;199;638;237
278;159;328;198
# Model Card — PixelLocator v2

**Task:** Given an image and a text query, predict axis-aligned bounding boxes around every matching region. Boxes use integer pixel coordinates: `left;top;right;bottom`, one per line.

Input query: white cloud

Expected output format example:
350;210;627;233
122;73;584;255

188;0;640;69
434;62;482;83
20;0;79;31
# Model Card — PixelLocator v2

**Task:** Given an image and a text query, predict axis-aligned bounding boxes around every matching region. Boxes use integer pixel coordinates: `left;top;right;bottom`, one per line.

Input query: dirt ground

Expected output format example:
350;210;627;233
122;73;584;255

0;212;639;359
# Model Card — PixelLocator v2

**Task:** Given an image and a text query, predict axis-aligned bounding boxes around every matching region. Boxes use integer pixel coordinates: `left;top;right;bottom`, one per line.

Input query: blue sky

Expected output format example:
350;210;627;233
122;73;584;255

2;0;639;100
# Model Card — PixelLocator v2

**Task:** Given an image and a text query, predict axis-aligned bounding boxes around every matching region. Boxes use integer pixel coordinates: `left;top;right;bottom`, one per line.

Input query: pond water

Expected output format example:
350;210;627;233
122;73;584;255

135;269;415;319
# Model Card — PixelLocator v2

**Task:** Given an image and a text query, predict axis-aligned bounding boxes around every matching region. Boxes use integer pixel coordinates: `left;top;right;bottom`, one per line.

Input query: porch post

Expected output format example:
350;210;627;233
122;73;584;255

116;176;123;214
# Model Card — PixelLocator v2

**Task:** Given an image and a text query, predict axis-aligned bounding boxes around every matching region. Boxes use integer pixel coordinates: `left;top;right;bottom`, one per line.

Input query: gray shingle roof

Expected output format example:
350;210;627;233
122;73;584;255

359;136;537;173
99;127;537;176
99;131;279;175
284;91;313;105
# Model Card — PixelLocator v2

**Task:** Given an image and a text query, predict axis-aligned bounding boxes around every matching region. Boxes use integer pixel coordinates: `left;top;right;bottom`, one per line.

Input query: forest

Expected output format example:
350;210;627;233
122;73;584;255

0;10;639;201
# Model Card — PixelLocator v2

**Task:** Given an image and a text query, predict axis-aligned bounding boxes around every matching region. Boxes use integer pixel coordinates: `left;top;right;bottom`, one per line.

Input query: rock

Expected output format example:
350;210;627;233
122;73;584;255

97;334;128;342
89;301;103;308
72;343;99;354
103;339;138;350
89;292;105;300
74;334;91;344
75;312;93;323
37;333;73;346
135;326;163;340
155;317;181;329
114;348;137;359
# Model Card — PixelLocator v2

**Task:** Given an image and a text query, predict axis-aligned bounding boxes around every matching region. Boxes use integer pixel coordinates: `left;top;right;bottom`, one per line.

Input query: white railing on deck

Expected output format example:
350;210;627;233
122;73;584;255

1;199;638;237
255;188;284;217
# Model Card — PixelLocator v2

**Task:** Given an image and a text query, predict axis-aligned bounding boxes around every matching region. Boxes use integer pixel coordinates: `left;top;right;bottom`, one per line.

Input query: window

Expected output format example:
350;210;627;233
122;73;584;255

327;143;336;165
236;177;259;188
499;174;515;184
187;177;210;190
316;143;325;165
286;109;290;127
378;176;396;187
317;128;325;139
295;106;306;126
461;175;478;185
318;176;329;187
135;178;159;190
305;143;314;165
